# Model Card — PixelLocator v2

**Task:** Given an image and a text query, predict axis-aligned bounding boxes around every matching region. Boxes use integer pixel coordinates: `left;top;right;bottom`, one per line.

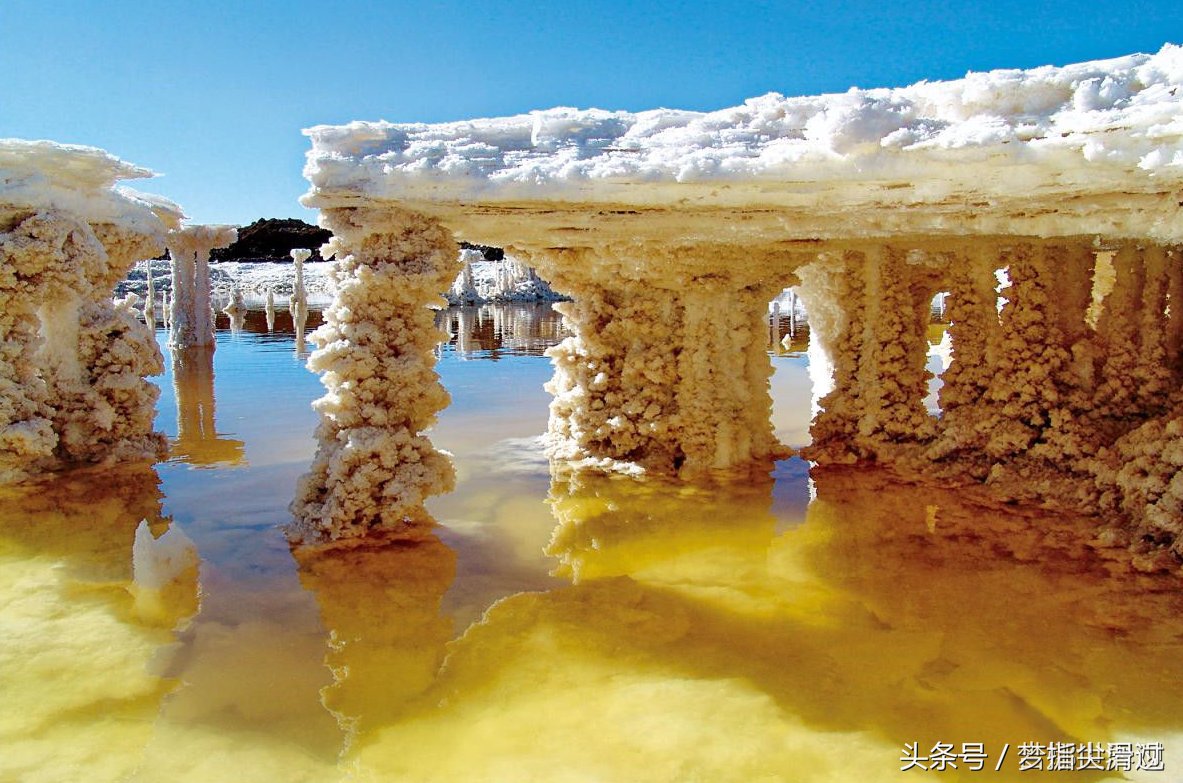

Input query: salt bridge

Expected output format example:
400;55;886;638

291;46;1183;556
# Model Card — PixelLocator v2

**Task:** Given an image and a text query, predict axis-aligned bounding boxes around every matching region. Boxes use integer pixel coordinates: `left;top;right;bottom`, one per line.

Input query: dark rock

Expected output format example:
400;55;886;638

459;241;505;262
210;218;333;263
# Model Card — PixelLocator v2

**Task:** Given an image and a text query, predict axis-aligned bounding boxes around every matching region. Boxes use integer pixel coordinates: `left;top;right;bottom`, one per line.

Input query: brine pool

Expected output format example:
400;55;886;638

2;303;1182;783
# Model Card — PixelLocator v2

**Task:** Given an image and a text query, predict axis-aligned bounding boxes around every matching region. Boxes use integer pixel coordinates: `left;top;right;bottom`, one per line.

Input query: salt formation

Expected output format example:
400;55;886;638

167;224;236;349
0;140;181;480
289;247;310;314
265;288;276;331
222;286;247;332
445;248;484;305
303;46;1183;554
289;207;460;543
145;261;156;325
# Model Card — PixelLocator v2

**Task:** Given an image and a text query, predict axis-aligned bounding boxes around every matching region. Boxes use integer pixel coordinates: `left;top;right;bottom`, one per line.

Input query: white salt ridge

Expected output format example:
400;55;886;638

304;45;1183;239
0;139;184;231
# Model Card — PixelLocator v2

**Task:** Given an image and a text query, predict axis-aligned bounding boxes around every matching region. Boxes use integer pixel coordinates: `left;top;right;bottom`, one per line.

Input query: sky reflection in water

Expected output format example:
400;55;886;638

1;303;1181;782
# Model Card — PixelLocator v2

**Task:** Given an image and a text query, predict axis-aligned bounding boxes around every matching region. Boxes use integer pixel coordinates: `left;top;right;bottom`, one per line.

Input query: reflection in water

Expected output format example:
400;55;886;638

293;299;309;358
324;465;1183;782
169;346;245;467
436;303;567;358
5;302;1182;781
294;528;456;751
0;464;197;783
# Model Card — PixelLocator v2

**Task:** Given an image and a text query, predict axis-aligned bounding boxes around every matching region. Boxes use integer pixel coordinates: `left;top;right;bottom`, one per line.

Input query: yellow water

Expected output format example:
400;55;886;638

1;305;1181;783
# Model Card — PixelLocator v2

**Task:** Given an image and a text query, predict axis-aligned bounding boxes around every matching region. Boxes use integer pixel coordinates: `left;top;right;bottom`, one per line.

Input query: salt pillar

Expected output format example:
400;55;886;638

798;246;940;464
289;206;461;543
534;246;789;476
166;225;236;349
290;248;310;314
265;289;276;332
145;261;156;326
223;286;246;333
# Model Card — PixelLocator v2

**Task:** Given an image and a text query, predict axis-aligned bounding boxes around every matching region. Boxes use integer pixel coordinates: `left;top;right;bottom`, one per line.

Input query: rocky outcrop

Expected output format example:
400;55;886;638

210;218;331;263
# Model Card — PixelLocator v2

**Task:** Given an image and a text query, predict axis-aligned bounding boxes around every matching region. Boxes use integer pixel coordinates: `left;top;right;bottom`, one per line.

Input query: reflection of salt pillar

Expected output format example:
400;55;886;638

289;207;460;543
293;531;455;743
265;289;276;332
167;225;237;349
169;346;245;466
537;246;787;476
457;307;474;356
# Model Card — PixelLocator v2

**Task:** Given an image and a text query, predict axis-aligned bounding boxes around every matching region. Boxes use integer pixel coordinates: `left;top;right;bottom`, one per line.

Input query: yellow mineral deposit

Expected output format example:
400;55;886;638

307;467;1183;782
0;465;197;783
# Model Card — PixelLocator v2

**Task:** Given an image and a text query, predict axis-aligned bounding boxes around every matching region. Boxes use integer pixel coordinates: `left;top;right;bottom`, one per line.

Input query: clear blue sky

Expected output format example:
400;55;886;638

2;0;1179;226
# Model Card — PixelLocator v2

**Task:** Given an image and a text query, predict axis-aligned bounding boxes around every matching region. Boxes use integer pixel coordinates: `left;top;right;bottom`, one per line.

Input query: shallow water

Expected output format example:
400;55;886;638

1;304;1181;782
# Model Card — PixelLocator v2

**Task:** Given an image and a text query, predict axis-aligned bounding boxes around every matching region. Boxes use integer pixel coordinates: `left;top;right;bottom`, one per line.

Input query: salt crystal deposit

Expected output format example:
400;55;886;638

288;207;460;543
300;46;1183;556
167;224;237;349
0;140;179;480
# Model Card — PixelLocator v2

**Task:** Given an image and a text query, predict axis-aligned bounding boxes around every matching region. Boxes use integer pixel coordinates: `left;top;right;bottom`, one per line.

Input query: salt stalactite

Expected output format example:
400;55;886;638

289;207;460;543
533;245;789;476
265;288;276;332
166;225;236;349
928;246;1002;469
162;289;171;328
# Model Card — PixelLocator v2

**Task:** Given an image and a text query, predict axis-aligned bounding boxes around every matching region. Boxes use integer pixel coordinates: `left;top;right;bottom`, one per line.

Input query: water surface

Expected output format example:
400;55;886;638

1;303;1180;782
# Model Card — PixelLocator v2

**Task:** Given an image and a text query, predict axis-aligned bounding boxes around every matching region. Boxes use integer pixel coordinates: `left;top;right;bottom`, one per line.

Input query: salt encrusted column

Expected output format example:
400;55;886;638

290;247;310;314
1166;247;1183;372
798;245;939;464
930;246;999;433
0;212;72;478
533;246;787;476
0;211;168;478
166;225;236;349
289;206;461;543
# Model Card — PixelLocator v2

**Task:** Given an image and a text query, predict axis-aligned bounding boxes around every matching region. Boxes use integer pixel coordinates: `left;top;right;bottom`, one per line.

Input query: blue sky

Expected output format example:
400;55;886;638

2;0;1180;225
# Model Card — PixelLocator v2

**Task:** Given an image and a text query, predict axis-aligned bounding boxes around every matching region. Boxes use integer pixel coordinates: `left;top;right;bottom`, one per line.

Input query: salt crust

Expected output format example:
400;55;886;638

304;45;1183;243
1;141;175;480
